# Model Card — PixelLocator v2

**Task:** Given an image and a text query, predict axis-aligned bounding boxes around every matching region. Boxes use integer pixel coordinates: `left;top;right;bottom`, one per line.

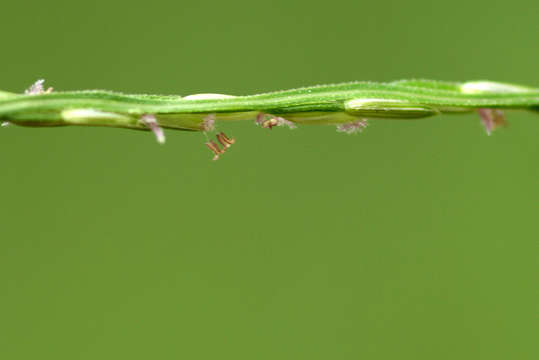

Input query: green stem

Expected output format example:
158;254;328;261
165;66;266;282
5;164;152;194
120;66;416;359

1;79;538;132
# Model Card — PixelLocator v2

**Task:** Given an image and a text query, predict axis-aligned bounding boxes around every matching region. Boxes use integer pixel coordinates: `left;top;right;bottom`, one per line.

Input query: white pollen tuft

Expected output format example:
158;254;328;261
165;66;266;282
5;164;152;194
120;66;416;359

202;114;216;132
25;79;46;95
140;114;165;144
336;119;369;134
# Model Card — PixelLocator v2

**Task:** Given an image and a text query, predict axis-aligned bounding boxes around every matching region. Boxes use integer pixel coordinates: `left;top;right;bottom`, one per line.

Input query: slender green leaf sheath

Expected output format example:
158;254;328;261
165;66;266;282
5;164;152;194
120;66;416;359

1;79;538;158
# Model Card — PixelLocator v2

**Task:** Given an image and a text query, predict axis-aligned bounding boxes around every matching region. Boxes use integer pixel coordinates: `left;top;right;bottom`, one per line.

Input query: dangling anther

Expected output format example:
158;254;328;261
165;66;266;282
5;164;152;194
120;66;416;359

216;132;235;148
205;140;225;161
205;132;235;161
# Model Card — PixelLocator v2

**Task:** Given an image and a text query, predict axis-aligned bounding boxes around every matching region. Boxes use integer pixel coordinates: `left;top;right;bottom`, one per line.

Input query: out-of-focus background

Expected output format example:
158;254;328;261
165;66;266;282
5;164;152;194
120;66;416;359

1;1;537;359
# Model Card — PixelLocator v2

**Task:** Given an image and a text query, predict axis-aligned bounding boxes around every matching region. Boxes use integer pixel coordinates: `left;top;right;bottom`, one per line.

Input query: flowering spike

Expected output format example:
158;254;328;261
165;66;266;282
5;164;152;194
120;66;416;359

1;79;538;157
140;114;165;144
477;108;507;135
336;119;369;134
202;114;216;132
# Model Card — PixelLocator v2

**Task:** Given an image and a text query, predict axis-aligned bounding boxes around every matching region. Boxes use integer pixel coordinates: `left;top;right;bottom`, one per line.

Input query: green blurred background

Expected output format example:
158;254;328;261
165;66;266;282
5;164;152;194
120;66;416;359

1;0;537;359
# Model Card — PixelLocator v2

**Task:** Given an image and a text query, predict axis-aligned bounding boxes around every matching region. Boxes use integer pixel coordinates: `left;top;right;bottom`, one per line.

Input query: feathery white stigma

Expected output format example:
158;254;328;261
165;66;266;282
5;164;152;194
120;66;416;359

336;119;368;134
141;114;165;144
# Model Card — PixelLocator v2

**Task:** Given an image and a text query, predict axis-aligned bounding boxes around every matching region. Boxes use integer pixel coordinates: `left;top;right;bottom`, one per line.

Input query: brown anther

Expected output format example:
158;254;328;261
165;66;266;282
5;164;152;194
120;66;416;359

262;118;279;129
217;132;235;147
256;113;277;129
205;140;224;161
205;133;235;161
216;133;230;148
